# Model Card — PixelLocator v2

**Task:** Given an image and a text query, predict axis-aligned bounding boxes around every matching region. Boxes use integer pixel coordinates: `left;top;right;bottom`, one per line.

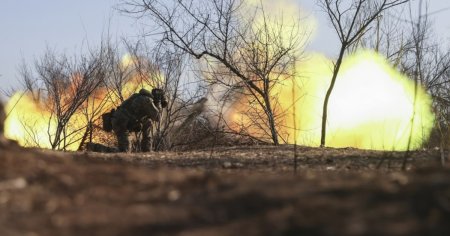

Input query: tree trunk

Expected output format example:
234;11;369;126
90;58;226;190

320;44;347;147
263;94;279;145
51;123;64;150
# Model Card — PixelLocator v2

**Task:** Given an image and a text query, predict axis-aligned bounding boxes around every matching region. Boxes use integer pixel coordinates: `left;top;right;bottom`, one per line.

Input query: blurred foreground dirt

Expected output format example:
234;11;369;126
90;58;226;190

0;142;449;236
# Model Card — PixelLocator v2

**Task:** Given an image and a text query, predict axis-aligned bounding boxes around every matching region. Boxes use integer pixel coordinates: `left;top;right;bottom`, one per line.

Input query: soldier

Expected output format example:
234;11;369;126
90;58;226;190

111;88;168;152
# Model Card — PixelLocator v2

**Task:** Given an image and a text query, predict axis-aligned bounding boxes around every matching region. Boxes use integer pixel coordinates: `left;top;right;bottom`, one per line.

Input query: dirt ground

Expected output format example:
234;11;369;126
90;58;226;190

0;141;449;236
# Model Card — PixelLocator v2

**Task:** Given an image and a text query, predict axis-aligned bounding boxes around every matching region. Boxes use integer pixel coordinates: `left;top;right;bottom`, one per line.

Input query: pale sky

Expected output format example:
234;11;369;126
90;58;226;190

1;0;450;97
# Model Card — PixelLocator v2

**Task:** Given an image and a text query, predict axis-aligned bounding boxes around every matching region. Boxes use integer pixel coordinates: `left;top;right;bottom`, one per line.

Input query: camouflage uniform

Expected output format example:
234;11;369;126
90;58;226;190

111;88;167;152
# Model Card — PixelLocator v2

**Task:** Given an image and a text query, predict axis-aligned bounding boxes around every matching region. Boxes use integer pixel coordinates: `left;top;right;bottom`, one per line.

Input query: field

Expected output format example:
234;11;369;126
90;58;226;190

0;140;449;236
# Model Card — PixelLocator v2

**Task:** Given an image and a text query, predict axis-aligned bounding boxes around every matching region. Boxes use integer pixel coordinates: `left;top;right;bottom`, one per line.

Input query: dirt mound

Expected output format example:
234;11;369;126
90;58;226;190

0;144;449;236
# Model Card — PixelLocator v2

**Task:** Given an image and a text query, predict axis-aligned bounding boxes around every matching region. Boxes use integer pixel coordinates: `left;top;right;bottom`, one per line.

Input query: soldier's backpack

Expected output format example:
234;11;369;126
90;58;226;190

102;109;115;132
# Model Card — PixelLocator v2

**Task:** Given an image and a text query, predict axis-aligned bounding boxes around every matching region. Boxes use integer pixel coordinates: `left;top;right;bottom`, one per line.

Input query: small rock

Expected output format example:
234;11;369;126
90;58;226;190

390;173;409;185
0;178;28;190
222;162;232;168
235;162;244;168
326;166;336;171
222;162;244;169
168;189;180;201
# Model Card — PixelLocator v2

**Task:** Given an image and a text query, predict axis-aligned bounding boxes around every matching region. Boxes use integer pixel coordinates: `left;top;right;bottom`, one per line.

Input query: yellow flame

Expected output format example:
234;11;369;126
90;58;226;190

4;93;68;149
227;50;435;150
5;92;99;150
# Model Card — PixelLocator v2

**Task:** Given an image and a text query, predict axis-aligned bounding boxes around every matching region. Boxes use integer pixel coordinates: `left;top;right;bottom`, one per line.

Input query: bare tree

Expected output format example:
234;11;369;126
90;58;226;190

400;1;450;166
318;0;409;147
19;47;107;150
399;0;426;168
123;0;306;145
150;46;192;150
78;83;113;150
356;6;413;66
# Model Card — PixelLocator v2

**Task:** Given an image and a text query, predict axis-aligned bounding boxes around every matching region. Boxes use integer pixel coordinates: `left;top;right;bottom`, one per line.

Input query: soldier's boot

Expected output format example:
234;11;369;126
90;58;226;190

116;130;130;152
141;118;153;152
112;109;131;152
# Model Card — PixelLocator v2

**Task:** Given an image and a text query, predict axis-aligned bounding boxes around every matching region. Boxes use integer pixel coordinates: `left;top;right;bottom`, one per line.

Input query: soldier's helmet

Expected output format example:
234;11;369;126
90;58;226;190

151;88;168;108
137;88;167;109
151;88;164;100
138;88;153;97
